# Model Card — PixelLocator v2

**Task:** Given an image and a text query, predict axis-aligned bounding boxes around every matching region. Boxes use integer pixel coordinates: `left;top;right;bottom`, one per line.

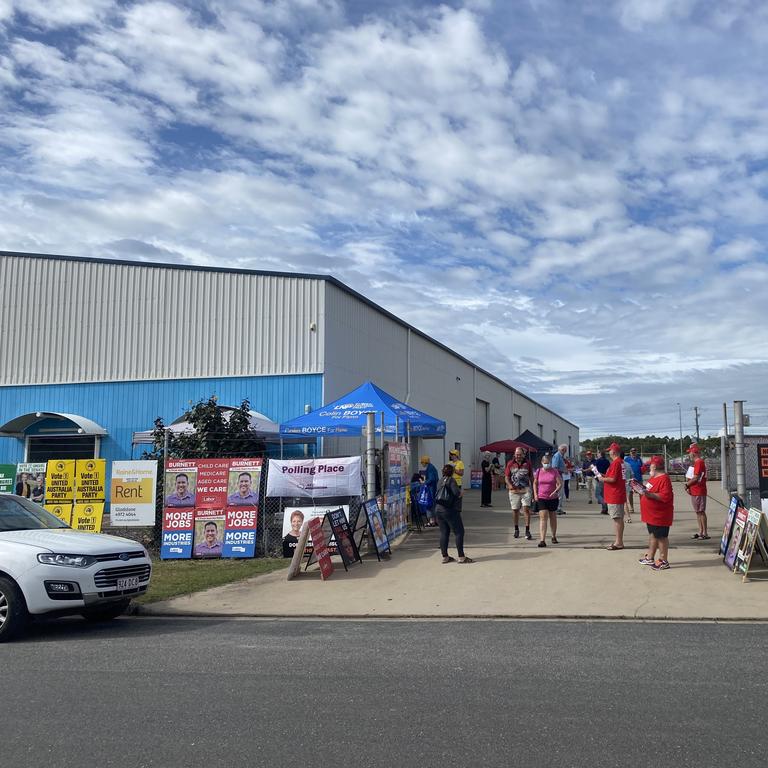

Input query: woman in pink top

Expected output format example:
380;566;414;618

533;454;563;548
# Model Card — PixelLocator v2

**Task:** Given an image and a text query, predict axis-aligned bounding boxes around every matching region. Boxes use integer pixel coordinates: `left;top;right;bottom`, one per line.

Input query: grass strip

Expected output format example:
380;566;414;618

137;557;288;604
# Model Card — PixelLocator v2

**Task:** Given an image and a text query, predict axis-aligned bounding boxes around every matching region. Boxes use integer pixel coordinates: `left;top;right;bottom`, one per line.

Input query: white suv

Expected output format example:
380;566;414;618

0;494;152;642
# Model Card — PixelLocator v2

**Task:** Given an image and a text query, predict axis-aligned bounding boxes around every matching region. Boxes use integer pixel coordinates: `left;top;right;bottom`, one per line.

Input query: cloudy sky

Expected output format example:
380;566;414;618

2;0;767;438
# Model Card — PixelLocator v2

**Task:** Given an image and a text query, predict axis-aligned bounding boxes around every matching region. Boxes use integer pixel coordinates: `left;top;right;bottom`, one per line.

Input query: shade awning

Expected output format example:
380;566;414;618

131;407;280;445
0;412;107;437
515;429;555;452
480;439;536;454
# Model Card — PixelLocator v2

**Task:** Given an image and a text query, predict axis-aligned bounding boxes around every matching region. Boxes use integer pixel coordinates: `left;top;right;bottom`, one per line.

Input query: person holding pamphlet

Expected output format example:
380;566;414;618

685;444;709;540
593;442;627;550
635;456;674;571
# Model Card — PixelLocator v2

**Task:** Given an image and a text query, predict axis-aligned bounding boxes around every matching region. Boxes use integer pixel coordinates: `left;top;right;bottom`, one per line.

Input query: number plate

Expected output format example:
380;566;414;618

116;576;140;589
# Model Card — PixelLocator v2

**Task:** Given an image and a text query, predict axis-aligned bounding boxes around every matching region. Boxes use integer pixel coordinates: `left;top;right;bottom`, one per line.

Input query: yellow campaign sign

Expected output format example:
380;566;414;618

45;460;76;503
76;458;106;502
45;504;73;526
72;503;104;533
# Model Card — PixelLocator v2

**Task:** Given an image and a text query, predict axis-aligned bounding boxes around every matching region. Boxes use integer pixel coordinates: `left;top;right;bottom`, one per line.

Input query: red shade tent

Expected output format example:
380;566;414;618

479;439;536;454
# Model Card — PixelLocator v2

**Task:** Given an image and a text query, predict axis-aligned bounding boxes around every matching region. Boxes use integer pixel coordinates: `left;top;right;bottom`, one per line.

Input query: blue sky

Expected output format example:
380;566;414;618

2;0;767;438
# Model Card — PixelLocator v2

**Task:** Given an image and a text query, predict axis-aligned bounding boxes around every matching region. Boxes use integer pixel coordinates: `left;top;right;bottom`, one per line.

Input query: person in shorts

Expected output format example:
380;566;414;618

636;455;674;570
505;447;533;539
532;453;563;548
685;444;709;539
597;442;627;550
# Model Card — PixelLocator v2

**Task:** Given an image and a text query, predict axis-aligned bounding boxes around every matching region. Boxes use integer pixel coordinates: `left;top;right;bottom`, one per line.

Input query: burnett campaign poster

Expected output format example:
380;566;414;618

266;457;362;498
161;458;261;560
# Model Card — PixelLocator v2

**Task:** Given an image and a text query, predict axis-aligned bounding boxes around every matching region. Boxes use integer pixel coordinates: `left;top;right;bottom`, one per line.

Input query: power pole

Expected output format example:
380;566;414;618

677;402;683;461
693;406;701;443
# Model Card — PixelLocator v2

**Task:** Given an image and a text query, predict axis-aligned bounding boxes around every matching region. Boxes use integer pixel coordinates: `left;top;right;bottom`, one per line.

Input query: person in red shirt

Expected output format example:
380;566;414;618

636;455;674;570
598;441;627;550
685;443;709;539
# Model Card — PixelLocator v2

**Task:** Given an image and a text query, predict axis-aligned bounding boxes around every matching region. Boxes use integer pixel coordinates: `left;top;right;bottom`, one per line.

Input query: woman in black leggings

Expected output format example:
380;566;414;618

434;463;473;564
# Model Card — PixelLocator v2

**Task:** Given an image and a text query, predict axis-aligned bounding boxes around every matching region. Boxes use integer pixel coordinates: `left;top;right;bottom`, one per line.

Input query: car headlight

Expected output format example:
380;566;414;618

37;553;97;568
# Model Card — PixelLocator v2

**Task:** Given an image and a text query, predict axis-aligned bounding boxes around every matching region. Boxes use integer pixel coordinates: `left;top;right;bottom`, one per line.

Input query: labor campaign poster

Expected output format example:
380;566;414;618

161;506;195;559
226;459;263;506
45;503;73;526
192;510;226;558
110;461;158;526
45;460;76;503
72;503;105;533
194;459;230;508
163;460;198;507
75;459;106;502
161;458;262;559
0;464;15;494
223;506;258;558
15;463;46;503
266;457;362;498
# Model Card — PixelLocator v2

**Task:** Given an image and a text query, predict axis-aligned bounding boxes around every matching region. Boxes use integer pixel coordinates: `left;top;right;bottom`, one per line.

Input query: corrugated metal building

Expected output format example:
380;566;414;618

0;251;578;468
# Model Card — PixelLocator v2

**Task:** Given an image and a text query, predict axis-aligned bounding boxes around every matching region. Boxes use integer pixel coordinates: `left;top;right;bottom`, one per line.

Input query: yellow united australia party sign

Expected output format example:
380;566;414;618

75;458;106;502
45;460;76;503
110;461;158;527
45;504;73;526
72;503;105;533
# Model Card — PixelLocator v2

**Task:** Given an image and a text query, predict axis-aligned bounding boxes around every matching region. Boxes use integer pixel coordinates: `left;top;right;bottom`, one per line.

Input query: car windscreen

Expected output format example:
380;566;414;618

0;495;71;531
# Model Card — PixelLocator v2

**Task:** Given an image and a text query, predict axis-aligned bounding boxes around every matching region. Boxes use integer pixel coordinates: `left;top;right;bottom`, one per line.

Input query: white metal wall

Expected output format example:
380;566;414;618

324;284;579;467
0;254;324;385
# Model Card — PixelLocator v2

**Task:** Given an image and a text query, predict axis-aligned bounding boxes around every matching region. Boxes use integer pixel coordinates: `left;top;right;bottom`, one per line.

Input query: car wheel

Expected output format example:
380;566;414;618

80;600;131;622
0;576;29;643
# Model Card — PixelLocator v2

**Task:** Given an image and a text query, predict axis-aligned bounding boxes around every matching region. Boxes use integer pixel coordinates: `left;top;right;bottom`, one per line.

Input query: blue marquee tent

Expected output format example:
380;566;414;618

279;381;446;438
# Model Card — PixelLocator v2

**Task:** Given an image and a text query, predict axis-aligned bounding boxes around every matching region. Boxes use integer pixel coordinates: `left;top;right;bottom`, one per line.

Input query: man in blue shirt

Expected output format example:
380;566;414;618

551;444;567;514
593;450;611;514
624;447;644;516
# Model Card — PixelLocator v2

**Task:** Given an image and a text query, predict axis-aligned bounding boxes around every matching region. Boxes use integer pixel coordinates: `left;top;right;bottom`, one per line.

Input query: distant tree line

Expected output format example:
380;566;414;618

579;435;721;457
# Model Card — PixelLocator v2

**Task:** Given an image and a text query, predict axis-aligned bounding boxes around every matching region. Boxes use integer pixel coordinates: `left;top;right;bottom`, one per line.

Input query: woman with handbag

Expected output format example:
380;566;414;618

434;463;473;563
533;454;563;548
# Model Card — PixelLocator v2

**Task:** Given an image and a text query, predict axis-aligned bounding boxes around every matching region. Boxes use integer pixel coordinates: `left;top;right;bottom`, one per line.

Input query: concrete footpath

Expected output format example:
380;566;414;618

139;482;768;621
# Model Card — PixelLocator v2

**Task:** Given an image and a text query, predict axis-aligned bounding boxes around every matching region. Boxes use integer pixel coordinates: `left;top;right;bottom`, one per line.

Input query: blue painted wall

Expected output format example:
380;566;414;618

0;374;323;465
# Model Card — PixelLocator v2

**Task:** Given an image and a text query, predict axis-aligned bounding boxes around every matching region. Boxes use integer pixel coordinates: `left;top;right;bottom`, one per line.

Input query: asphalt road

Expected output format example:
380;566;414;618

1;617;765;768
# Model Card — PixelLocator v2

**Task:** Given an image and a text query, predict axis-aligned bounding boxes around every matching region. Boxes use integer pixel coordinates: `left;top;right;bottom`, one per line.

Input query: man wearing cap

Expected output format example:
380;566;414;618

581;451;596;504
636;456;674;570
597;442;627;549
505;447;533;539
685;444;709;539
448;449;464;512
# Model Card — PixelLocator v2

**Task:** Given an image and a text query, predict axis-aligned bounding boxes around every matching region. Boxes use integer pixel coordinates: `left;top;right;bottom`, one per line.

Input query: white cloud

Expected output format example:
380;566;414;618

1;1;767;436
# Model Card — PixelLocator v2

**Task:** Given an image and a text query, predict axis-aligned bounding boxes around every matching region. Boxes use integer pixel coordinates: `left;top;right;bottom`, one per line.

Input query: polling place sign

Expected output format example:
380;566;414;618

110;461;158;526
266;457;362;499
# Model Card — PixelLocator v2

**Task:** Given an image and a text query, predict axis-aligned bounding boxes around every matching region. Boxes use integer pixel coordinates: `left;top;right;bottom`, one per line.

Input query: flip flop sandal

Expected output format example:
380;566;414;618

441;556;455;564
700;535;711;540
606;544;624;551
692;534;700;539
457;557;474;564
